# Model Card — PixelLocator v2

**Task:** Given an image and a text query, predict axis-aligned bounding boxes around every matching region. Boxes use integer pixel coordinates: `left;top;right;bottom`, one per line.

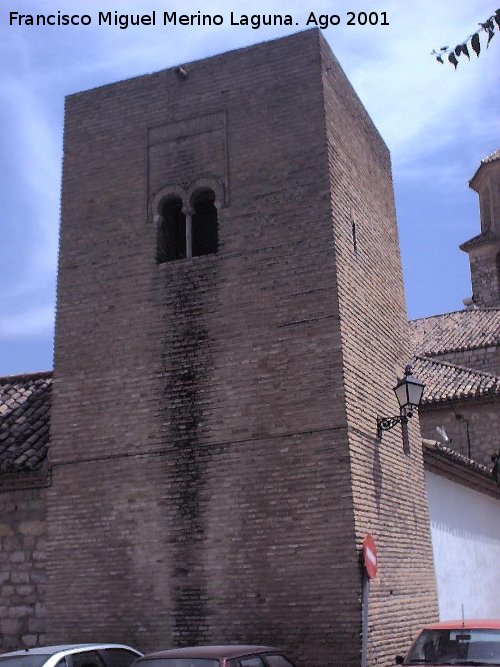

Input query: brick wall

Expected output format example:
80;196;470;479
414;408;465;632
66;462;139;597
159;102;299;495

319;39;438;665
0;483;46;651
420;399;500;466
48;29;437;666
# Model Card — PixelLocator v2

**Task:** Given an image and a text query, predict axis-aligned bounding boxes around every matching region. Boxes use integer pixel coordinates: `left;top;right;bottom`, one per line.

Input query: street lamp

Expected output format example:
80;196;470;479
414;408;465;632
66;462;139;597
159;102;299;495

377;365;425;439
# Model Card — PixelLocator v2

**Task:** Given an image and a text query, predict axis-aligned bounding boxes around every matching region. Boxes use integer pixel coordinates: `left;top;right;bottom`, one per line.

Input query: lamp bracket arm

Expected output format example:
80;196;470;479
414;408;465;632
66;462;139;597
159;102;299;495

377;414;409;437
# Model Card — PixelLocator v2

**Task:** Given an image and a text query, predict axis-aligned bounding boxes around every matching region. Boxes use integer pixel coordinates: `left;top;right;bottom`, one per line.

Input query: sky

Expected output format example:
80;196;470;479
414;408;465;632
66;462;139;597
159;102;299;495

1;0;499;377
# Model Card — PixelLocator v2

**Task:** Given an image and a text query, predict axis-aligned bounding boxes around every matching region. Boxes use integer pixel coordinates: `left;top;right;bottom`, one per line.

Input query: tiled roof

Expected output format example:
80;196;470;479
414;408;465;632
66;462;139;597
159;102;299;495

423;440;499;498
423;440;494;477
482;148;500;164
410;308;500;356
413;355;500;404
469;148;500;186
0;371;52;472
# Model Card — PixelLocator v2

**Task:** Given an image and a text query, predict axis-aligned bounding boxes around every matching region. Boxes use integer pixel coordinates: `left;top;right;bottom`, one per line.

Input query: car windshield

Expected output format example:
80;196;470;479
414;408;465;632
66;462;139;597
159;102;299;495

0;657;52;667
137;660;218;667
405;628;500;665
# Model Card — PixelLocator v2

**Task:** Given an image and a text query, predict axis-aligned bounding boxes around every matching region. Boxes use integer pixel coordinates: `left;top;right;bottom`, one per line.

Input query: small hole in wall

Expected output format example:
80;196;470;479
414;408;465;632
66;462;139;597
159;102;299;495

351;211;358;253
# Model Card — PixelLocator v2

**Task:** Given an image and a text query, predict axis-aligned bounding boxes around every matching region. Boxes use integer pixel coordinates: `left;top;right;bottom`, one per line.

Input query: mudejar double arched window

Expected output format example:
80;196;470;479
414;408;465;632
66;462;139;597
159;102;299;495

156;187;219;263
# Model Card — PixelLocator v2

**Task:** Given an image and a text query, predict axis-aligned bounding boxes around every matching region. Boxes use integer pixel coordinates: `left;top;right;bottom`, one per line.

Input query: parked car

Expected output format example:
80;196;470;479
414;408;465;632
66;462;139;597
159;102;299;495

396;619;500;665
133;645;296;667
0;644;142;667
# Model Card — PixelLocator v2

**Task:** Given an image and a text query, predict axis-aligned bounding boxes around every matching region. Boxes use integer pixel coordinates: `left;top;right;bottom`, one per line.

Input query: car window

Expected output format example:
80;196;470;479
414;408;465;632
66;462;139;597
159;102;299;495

239;659;265;667
55;660;68;667
264;656;295;667
135;660;218;667
100;650;139;667
405;628;500;665
0;657;52;667
68;651;106;667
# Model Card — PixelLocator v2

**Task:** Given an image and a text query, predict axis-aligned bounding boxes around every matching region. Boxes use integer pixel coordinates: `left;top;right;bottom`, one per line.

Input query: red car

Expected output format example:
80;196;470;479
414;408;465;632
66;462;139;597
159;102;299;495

397;619;500;665
133;645;296;667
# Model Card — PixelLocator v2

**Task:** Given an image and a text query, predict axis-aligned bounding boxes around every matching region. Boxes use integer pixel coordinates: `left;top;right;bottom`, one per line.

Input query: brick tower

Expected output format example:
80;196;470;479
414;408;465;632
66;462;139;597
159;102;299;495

48;30;438;666
461;149;500;307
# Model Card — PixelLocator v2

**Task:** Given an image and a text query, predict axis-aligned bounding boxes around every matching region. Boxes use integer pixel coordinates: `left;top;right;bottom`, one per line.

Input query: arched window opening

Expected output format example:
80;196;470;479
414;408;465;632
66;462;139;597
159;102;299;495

157;197;186;262
479;187;491;232
192;189;218;257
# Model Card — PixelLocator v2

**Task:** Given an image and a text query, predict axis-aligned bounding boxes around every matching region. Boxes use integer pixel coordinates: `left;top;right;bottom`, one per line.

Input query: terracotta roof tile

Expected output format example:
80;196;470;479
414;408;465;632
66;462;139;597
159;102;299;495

423;440;499;498
0;371;52;472
413;355;500;404
482;148;500;164
410;308;500;356
423;440;494;477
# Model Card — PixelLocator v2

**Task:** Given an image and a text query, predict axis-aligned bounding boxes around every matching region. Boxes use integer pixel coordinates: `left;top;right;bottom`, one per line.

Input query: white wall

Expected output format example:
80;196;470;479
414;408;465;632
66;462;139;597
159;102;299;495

425;471;500;619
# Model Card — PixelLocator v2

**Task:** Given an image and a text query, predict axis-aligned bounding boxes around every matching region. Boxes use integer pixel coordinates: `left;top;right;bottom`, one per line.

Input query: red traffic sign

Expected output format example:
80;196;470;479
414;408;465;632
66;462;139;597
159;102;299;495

363;534;378;579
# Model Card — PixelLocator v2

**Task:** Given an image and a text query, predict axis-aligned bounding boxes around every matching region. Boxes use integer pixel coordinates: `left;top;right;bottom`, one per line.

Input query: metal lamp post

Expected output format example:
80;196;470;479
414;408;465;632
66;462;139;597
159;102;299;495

377;364;425;439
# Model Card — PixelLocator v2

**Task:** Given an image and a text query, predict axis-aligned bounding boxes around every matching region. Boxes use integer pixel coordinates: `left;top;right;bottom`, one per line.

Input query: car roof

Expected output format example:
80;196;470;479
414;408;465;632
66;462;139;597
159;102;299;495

423;619;500;631
1;645;140;658
140;646;278;660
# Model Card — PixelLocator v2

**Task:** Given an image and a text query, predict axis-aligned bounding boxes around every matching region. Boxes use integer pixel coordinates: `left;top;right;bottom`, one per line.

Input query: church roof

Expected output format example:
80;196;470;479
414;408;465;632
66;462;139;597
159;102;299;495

410;308;500;356
0;371;52;472
413;355;500;404
481;148;500;164
469;147;500;187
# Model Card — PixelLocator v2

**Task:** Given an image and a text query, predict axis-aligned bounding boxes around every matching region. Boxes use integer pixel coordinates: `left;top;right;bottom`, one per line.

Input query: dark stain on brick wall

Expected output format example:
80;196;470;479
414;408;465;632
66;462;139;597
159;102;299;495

162;265;218;645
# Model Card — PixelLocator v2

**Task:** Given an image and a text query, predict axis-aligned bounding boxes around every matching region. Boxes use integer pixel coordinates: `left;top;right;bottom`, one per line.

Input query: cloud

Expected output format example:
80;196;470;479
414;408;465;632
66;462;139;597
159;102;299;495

0;305;55;339
1;80;61;272
340;1;500;167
